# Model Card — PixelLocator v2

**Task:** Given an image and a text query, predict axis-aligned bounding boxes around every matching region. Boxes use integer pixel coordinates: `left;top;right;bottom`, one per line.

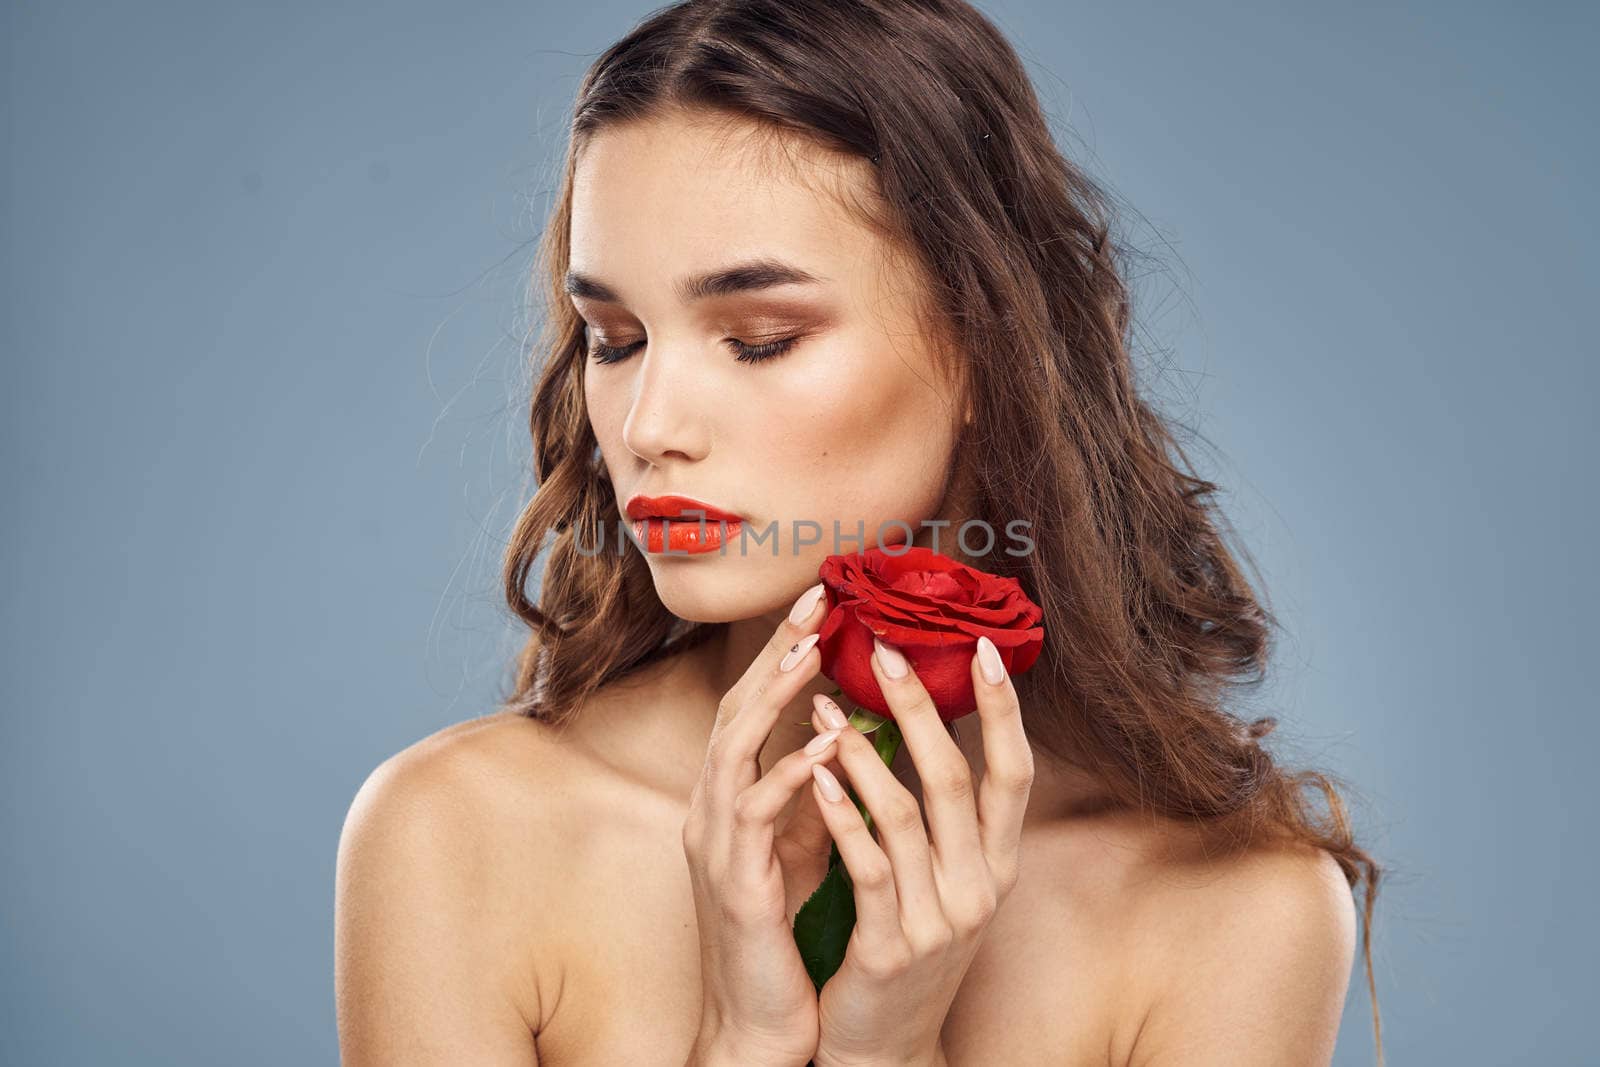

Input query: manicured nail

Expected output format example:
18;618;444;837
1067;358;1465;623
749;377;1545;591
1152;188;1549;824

814;693;848;730
976;635;1006;685
781;632;820;672
812;763;846;802
805;728;842;756
788;582;825;624
873;637;908;679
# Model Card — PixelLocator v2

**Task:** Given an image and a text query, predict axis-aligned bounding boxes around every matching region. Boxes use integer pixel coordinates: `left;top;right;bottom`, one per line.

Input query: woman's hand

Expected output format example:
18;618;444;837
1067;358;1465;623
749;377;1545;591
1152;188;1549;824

681;582;841;1067
807;635;1035;1067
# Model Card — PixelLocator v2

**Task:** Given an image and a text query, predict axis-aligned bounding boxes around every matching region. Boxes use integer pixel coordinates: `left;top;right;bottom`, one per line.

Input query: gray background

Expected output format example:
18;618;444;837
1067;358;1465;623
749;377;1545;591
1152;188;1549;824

4;1;1594;1063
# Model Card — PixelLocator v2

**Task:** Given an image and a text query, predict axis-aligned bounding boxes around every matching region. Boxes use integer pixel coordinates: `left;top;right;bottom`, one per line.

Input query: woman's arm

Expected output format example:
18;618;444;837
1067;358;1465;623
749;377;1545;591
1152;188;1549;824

335;746;544;1065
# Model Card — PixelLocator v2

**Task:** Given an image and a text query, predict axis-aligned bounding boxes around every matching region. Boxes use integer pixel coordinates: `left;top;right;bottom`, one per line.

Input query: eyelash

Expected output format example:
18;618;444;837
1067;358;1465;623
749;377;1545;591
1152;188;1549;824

586;335;800;366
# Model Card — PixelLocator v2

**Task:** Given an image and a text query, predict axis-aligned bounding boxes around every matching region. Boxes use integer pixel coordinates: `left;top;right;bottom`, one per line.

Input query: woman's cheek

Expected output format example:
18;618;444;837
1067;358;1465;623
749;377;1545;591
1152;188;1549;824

584;396;627;475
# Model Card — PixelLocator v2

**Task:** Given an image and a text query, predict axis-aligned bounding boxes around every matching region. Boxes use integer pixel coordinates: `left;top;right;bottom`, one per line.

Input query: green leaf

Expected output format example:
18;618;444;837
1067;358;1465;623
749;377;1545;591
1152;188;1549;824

847;706;890;734
792;844;855;990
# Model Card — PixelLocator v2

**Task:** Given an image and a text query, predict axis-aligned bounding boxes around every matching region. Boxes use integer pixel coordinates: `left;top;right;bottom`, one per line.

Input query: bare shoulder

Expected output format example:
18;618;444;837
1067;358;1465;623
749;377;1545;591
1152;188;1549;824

334;711;590;1062
1105;813;1359;1066
340;711;586;876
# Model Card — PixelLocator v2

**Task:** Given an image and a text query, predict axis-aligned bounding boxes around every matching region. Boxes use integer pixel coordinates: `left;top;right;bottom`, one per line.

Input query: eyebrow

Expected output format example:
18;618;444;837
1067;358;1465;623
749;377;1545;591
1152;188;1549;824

564;258;826;305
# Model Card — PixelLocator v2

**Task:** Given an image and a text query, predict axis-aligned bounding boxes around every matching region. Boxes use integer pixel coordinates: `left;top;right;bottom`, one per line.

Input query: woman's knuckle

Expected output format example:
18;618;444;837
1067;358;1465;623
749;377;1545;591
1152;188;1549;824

855;856;894;890
934;762;974;800
716;893;756;927
954;888;997;931
1002;762;1035;797
731;789;762;827
992;859;1021;896
907;920;954;955
867;940;913;978
884;796;924;834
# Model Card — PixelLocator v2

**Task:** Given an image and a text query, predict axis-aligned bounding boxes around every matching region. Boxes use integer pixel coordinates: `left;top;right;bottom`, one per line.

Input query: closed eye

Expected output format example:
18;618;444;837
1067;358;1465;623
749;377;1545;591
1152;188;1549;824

586;335;801;366
587;339;643;365
727;336;800;365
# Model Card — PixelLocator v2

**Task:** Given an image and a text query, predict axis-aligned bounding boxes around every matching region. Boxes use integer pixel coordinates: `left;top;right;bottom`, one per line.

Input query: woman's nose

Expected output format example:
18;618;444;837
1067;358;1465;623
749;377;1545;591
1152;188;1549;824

619;343;710;465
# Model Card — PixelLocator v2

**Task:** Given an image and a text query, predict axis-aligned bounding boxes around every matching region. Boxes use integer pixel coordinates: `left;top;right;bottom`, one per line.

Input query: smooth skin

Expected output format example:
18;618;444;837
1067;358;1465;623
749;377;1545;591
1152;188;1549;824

335;104;1359;1065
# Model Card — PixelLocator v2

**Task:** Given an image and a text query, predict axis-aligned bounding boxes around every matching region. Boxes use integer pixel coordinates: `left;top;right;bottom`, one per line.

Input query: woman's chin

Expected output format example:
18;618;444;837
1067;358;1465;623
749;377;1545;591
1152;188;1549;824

647;557;812;625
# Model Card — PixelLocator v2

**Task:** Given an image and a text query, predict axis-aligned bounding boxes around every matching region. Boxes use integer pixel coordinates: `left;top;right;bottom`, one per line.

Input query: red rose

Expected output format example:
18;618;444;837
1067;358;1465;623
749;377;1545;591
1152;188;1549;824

815;546;1045;722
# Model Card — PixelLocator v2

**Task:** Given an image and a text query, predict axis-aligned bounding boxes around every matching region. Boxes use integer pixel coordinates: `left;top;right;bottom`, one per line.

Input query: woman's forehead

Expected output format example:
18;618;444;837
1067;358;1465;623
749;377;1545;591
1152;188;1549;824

569;114;885;294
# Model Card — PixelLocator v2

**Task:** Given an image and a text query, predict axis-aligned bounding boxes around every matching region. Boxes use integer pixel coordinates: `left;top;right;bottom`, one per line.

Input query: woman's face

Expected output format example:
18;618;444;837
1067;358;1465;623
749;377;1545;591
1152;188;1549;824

572;109;965;623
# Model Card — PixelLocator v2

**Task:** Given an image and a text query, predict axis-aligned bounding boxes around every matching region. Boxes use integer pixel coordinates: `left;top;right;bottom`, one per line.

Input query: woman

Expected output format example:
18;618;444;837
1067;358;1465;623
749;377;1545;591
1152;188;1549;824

335;1;1383;1063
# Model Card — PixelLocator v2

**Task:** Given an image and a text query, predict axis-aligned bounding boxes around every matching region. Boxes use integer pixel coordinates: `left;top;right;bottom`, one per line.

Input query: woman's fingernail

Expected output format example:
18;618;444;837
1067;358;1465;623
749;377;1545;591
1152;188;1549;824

815;694;848;730
873;637;908;679
976;635;1007;685
805;728;842;756
780;632;820;672
788;582;826;625
812;762;846;802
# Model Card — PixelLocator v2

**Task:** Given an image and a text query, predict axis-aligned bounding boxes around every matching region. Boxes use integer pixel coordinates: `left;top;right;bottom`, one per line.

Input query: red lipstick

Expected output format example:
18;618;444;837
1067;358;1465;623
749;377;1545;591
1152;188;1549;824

624;494;745;555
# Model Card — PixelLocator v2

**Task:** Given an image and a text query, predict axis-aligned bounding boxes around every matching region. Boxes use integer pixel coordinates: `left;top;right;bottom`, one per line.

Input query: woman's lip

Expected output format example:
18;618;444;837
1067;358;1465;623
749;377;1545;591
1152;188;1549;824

631;516;743;555
624;493;745;523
